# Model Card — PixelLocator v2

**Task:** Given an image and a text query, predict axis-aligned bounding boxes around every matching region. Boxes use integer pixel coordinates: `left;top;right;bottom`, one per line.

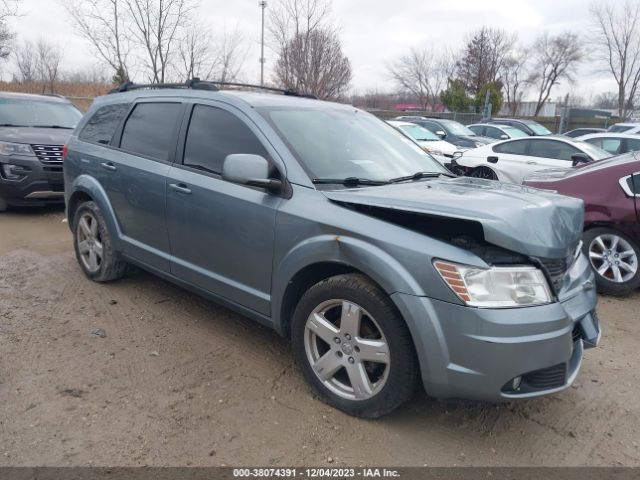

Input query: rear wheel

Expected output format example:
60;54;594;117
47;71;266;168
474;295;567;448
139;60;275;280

73;201;128;282
583;227;640;296
292;274;418;418
468;166;498;180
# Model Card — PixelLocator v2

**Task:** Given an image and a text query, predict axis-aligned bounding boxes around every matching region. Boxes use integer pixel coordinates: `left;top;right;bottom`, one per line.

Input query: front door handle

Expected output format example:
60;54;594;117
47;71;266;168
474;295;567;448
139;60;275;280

169;183;192;195
101;162;117;171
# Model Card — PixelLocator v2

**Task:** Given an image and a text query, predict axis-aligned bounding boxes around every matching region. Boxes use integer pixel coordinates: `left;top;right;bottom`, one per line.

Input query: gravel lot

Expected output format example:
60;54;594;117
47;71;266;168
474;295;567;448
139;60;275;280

1;206;639;467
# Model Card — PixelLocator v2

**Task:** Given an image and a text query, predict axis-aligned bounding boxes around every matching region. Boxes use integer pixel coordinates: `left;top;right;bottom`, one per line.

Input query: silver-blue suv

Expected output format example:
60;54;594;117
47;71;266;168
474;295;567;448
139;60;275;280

64;81;601;418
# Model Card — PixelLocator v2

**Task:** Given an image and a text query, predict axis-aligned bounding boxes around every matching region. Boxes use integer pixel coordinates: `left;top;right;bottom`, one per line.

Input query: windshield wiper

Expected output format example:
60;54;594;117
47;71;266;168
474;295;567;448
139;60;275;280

312;177;389;187
388;171;456;183
36;125;74;129
0;123;28;127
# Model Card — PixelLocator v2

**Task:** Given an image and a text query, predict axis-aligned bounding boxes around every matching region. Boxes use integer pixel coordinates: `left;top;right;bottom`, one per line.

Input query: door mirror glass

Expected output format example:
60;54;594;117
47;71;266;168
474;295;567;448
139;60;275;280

435;130;446;138
500;134;509;140
222;154;282;192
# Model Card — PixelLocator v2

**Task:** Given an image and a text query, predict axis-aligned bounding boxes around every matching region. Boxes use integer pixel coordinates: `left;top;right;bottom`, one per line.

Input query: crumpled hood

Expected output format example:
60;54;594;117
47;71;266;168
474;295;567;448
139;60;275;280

324;177;584;259
0;126;72;145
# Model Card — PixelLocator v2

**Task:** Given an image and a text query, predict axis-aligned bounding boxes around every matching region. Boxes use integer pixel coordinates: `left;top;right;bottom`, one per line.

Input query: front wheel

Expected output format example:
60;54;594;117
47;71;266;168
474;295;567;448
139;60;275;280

583;227;640;296
467;166;498;180
291;274;418;418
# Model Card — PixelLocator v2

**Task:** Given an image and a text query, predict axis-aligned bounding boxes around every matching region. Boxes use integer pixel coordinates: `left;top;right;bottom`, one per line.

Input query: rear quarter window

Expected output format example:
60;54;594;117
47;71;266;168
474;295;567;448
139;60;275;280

79;103;131;145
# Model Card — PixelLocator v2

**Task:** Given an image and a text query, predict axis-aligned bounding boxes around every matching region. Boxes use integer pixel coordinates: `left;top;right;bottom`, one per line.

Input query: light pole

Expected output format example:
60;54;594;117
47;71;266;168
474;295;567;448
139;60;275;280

259;1;267;86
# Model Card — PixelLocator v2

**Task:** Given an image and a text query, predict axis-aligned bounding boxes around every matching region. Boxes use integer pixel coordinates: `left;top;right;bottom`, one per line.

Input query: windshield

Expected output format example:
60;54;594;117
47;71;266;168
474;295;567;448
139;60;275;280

397;123;439;141
438;119;476;136
524;121;552;135
257;107;448;183
573;140;611;160
503;127;528;138
0;98;82;128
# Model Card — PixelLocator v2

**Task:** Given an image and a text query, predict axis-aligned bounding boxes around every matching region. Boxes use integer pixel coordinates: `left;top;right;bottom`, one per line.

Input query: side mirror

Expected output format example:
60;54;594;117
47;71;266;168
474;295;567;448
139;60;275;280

487;156;499;164
222;154;282;192
571;153;590;167
500;134;509;140
435;130;446;138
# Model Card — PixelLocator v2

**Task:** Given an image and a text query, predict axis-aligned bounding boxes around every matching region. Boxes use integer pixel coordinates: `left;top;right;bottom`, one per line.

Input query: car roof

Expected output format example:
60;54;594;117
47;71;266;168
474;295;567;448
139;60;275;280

469;123;513;129
92;88;352;111
578;132;640;140
611;122;640;127
387;120;419;127
0;91;73;104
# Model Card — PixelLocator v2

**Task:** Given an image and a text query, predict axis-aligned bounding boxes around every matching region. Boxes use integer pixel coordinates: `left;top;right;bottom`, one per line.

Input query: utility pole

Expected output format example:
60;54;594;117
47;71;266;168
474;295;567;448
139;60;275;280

259;1;267;86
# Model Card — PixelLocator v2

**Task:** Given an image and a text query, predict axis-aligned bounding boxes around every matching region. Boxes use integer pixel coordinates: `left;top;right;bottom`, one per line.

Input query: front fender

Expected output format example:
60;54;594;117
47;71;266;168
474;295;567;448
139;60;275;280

271;234;426;332
67;175;122;250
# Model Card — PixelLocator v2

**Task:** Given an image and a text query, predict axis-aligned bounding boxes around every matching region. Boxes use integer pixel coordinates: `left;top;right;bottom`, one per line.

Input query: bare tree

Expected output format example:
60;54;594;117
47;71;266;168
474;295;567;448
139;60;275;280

14;39;37;82
530;32;582;116
65;0;131;83
456;27;515;96
210;26;245;83
388;48;454;111
275;27;351;99
500;48;531;115
270;0;351;99
591;1;640;118
0;0;21;61
177;21;213;80
124;0;196;83
35;38;63;93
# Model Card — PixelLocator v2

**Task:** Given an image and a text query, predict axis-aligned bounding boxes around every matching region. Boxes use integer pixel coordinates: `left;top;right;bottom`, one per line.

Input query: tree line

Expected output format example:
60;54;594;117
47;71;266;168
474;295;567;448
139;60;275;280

0;0;639;117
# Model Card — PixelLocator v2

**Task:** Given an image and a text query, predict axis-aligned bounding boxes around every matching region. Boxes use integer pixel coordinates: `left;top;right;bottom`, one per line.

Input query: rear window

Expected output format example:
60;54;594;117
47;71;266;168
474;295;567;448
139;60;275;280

120;103;182;161
79;103;130;145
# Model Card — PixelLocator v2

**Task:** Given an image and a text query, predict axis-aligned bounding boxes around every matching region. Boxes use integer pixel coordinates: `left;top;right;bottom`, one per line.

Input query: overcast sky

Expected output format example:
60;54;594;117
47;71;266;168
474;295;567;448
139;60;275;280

8;0;616;102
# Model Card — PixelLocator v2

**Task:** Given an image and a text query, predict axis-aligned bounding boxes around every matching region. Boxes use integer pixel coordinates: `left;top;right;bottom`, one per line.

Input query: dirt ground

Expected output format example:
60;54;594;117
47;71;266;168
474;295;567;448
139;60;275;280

1;206;639;467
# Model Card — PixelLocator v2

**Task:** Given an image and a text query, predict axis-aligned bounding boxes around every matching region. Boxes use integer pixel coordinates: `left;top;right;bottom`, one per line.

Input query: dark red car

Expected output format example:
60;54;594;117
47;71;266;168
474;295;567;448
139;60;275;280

524;154;640;296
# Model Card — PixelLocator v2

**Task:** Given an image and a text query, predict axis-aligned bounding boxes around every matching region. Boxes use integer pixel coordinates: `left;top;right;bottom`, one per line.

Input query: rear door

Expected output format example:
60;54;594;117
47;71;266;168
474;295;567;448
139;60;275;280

165;101;282;315
108;100;185;271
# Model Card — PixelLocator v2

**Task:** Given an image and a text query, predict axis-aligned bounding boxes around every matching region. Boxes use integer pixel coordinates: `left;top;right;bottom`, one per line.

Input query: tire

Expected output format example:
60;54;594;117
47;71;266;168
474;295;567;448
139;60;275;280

583;227;640;296
467;166;498;180
0;196;7;212
72;201;128;282
291;274;418;418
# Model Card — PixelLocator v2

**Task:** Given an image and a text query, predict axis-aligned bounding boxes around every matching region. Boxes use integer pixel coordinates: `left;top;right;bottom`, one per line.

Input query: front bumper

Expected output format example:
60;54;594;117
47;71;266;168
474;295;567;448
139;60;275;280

0;155;64;206
392;253;600;402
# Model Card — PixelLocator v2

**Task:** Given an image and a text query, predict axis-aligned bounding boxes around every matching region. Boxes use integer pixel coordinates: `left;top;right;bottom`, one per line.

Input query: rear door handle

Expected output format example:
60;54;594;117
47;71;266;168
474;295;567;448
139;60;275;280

101;162;117;171
169;183;192;195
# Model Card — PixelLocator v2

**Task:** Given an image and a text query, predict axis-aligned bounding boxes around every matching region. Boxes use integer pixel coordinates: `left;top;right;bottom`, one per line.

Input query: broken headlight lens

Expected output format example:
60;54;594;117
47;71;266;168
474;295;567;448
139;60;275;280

434;261;552;308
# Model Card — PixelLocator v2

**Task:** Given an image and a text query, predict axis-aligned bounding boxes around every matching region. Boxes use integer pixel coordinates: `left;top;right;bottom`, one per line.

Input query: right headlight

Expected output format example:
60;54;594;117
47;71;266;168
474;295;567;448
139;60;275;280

434;260;552;308
0;141;35;156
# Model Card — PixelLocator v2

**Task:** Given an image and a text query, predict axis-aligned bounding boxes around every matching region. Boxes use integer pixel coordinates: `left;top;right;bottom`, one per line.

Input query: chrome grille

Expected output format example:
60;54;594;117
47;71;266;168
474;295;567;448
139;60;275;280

31;144;64;165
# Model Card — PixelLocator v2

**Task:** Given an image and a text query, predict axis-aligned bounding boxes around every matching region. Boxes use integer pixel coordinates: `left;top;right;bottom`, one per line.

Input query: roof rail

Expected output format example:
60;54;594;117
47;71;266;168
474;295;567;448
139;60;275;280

108;78;317;99
108;78;218;94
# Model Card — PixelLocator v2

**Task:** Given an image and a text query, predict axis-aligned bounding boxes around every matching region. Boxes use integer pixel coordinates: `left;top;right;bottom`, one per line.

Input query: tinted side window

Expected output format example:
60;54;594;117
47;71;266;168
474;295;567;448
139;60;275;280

79;103;130;145
183;105;269;174
485;126;504;139
120;103;182;161
493;139;528;155
625;138;640;153
469;125;484;136
601;138;622;154
528;140;579;161
420;121;440;133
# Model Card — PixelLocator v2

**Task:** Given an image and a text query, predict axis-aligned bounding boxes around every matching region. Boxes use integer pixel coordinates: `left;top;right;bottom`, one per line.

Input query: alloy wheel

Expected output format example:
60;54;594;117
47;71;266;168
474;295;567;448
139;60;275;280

469;166;498;180
304;299;390;401
588;233;638;283
76;212;104;273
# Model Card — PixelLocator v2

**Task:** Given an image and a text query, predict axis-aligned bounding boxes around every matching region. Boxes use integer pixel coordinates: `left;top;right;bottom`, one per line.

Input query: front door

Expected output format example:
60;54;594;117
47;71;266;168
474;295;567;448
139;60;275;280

166;102;282;315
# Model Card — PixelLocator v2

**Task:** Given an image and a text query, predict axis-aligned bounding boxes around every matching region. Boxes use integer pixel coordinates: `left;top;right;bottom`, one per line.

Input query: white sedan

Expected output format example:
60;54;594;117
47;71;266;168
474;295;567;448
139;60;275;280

387;121;459;158
454;136;611;184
